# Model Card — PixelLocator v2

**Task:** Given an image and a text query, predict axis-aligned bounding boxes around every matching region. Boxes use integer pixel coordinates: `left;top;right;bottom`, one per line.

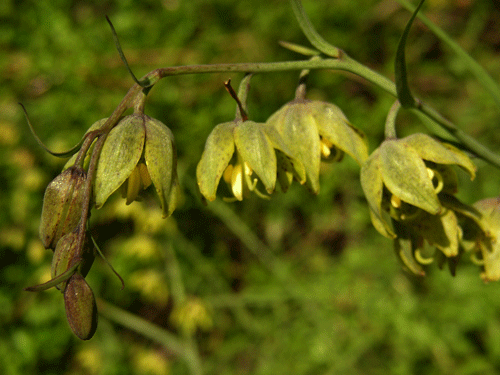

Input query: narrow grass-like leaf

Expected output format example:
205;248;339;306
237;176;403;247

290;0;341;58
278;41;320;56
395;0;426;108
106;16;150;88
397;0;500;110
20;103;84;158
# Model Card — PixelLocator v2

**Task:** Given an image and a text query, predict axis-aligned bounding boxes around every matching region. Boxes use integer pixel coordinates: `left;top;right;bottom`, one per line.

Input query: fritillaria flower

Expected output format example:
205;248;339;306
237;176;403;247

360;133;476;274
94;114;180;218
266;99;369;193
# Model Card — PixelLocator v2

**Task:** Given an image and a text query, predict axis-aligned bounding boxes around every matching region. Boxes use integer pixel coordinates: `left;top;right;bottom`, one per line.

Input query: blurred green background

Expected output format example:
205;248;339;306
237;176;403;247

2;0;500;374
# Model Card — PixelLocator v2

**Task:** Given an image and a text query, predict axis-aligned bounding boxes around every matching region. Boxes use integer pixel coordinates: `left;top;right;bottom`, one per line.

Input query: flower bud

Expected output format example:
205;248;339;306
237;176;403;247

64;273;98;340
39;166;87;249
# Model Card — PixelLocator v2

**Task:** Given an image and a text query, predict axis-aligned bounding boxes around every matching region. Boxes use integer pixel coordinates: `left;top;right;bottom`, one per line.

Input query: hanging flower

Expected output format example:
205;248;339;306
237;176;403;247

94;114;180;218
459;198;500;282
266;98;369;193
196;117;303;201
360;133;476;274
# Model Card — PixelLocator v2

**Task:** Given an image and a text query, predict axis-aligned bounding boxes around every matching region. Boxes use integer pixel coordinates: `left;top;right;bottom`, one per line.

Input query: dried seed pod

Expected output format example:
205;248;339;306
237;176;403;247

51;230;94;291
39;166;87;250
64;273;98;340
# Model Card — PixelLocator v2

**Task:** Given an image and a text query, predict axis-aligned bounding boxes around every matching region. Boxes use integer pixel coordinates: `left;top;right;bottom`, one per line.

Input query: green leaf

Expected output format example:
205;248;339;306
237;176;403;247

24;260;81;292
395;0;426;108
289;0;341;58
396;0;500;111
63;118;108;170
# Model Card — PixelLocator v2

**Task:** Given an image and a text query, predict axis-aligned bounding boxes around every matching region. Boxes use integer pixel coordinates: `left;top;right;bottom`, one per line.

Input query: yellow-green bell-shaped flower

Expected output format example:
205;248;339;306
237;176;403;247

266;99;369;193
196;117;302;202
464;198;500;282
361;133;476;239
94;114;180;218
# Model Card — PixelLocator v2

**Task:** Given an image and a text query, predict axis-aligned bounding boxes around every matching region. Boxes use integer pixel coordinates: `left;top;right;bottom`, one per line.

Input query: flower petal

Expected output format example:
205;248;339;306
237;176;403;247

95;115;145;209
379;139;440;214
403;133;476;179
472;198;500;281
393;220;425;275
263;124;306;184
267;101;321;193
360;149;395;238
196;122;236;201
234;121;277;193
309;101;369;165
144;117;178;217
413;210;459;257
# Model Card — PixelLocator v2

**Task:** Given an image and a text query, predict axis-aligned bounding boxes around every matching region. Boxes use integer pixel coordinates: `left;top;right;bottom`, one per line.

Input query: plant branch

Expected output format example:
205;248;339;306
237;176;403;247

128;56;500;167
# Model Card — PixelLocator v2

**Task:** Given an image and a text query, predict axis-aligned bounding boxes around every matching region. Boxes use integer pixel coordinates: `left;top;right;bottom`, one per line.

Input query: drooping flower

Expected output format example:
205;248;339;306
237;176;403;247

360;133;476;274
266;98;369;193
196;117;303;201
460;197;500;282
94;114;180;218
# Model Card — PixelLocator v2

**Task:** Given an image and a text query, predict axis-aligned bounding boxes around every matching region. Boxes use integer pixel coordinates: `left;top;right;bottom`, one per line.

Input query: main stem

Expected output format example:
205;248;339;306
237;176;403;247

127;56;500;168
149;57;397;96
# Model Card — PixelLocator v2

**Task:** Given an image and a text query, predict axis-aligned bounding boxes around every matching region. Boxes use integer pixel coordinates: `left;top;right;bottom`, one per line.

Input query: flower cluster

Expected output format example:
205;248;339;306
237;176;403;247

360;133;480;275
27;71;500;341
26;110;180;340
197;81;368;201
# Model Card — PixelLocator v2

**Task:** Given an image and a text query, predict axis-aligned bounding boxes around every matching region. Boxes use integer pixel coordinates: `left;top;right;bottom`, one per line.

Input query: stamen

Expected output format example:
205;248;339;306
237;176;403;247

138;163;152;189
427;167;444;193
391;195;401;209
415;249;434;264
320;140;331;158
470;252;484;266
126;166;141;204
231;163;244;201
223;164;234;184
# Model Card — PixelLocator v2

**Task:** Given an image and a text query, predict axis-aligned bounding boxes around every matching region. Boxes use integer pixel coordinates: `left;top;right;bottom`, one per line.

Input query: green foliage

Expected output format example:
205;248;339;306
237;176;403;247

3;0;500;374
